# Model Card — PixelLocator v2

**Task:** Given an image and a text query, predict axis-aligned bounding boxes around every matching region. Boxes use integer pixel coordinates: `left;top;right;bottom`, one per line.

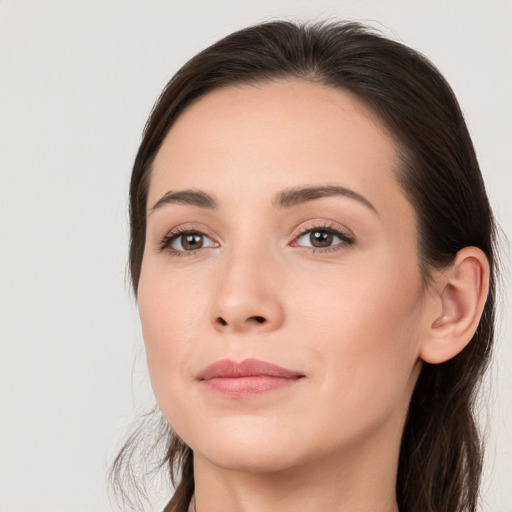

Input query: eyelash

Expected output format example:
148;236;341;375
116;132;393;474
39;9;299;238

291;222;355;253
158;225;213;257
158;222;354;257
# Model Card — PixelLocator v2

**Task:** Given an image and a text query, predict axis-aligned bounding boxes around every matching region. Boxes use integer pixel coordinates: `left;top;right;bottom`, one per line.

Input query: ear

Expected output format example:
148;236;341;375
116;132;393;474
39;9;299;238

420;247;490;364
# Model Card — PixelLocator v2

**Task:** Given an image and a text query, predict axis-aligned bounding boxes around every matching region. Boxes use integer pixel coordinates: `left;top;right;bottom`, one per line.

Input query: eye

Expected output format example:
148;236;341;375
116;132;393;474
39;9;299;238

160;229;217;254
293;226;354;250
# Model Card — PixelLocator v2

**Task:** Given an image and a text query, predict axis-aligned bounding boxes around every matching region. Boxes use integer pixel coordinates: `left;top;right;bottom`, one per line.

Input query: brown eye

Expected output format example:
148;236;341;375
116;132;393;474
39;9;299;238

294;227;353;251
167;231;216;252
309;231;334;247
177;233;204;250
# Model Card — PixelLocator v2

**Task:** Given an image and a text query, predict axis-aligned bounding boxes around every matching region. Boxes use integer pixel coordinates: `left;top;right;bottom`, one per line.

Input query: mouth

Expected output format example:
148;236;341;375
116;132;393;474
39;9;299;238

197;358;305;398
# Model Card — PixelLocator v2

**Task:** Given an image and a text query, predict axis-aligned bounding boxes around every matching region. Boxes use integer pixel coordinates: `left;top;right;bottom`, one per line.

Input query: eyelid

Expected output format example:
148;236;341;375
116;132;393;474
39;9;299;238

157;223;219;254
290;220;354;244
287;222;355;256
157;219;355;256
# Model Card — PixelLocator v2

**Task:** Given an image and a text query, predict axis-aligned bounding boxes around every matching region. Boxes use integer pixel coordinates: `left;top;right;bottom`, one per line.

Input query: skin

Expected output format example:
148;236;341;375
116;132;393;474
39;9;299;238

137;81;455;511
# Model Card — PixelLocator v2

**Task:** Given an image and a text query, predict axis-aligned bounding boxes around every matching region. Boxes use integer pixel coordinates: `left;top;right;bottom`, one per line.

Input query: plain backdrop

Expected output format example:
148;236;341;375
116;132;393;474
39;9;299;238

1;1;511;511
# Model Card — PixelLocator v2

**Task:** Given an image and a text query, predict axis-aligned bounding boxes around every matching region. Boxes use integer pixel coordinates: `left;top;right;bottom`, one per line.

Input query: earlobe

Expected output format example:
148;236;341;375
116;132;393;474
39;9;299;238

420;247;490;364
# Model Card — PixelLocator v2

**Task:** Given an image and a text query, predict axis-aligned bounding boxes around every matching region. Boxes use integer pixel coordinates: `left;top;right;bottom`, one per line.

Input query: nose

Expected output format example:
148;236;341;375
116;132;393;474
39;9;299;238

210;243;285;334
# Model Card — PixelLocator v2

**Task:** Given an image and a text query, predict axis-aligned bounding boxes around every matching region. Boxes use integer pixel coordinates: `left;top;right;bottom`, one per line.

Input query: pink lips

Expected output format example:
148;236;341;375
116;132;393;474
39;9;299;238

197;358;304;398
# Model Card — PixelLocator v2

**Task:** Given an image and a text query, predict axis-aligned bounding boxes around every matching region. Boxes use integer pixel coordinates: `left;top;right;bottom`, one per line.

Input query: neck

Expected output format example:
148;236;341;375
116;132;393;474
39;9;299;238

190;429;402;512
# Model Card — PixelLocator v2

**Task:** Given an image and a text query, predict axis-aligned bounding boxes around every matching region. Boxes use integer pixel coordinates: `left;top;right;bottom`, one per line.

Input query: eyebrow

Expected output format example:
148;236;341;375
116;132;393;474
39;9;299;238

272;185;378;214
148;185;378;215
148;189;217;213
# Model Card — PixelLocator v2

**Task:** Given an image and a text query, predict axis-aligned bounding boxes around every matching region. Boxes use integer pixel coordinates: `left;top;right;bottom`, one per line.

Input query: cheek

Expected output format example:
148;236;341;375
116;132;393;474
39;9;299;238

137;266;207;402
294;259;424;407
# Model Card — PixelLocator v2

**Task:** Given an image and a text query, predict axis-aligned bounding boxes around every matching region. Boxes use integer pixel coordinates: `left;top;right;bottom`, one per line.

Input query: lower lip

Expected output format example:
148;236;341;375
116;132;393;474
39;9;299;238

200;376;303;398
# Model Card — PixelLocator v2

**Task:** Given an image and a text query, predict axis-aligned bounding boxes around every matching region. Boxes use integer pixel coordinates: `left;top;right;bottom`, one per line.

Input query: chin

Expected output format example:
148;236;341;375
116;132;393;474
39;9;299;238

197;443;299;474
183;419;309;473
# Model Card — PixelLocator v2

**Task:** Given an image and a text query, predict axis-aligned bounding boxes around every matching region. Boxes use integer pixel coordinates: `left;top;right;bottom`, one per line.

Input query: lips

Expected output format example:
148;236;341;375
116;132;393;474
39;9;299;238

197;358;304;397
198;358;303;380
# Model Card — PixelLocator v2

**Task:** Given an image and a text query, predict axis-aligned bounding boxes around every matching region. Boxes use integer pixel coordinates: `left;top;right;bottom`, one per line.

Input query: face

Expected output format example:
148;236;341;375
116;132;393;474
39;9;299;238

138;81;428;474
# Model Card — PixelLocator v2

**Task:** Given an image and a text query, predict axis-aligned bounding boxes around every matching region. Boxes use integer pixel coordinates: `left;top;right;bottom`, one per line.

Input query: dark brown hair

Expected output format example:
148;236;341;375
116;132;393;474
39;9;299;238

111;20;498;512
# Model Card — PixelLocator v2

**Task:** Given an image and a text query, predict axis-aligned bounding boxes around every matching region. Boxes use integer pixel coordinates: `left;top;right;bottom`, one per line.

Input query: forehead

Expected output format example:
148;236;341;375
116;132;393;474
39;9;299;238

149;80;410;222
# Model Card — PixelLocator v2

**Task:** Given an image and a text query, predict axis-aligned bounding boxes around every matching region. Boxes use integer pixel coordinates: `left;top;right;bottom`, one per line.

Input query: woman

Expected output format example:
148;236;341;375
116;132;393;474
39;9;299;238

111;21;498;512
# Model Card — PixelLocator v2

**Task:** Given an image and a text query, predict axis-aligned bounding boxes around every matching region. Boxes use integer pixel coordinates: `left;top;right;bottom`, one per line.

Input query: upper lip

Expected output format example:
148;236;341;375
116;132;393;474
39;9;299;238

197;358;304;380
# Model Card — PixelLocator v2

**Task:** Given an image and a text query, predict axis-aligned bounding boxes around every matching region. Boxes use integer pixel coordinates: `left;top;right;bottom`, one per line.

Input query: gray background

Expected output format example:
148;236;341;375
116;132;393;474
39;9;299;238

1;1;511;511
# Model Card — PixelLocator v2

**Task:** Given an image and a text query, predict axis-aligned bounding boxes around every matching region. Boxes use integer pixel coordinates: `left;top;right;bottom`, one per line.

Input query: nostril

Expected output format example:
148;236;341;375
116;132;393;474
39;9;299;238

215;315;266;327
